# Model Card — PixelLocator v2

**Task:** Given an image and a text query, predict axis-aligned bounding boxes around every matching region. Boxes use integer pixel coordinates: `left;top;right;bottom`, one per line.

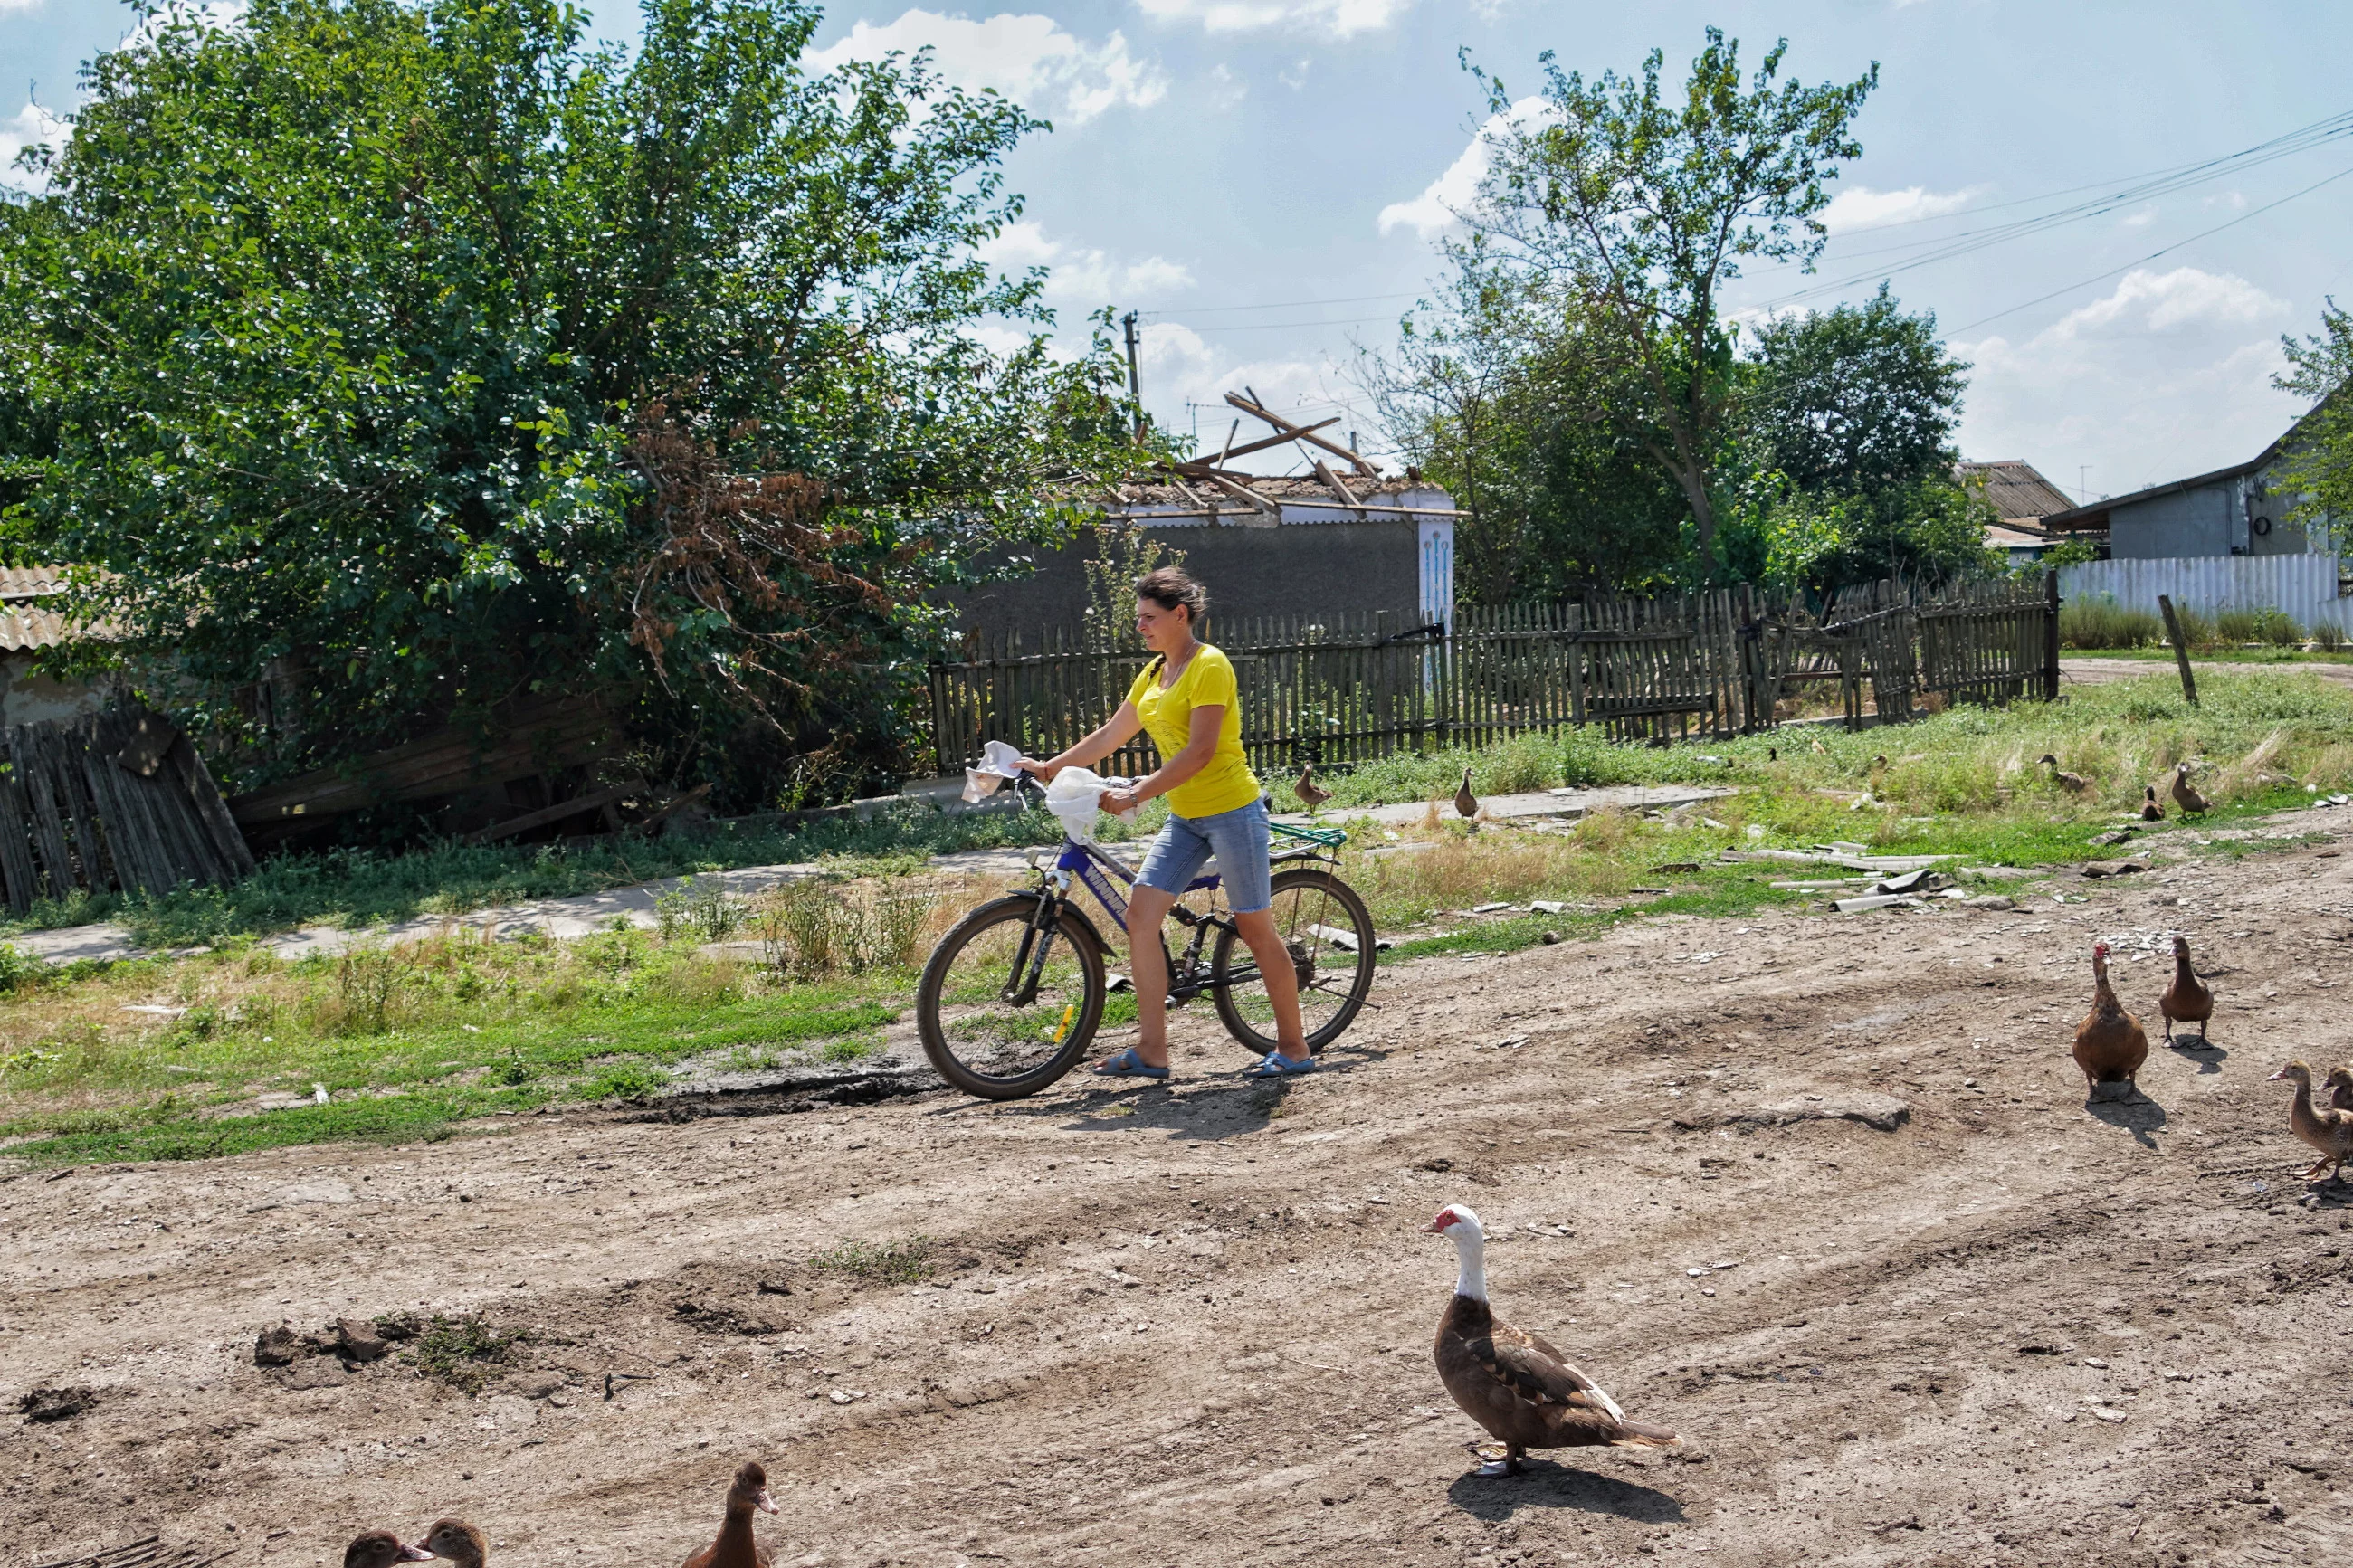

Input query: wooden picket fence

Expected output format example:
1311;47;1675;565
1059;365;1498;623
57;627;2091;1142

0;707;254;912
925;575;2060;777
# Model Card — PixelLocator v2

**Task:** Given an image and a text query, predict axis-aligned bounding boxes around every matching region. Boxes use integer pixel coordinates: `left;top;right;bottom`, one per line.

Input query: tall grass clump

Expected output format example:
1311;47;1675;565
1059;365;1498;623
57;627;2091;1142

2215;605;2304;647
2058;594;2162;650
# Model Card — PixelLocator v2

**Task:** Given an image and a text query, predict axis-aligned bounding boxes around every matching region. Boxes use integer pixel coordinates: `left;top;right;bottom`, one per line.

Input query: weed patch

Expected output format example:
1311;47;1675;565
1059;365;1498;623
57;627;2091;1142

404;1314;533;1395
809;1235;934;1285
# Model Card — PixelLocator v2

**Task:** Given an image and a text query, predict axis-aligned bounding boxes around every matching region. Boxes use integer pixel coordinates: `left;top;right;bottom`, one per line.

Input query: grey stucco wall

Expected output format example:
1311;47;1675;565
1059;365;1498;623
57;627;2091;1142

949;518;1429;644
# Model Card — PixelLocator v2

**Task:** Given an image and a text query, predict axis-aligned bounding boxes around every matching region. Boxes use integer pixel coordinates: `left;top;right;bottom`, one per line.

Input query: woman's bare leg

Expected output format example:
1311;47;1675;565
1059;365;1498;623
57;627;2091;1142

1117;885;1180;1069
1232;908;1309;1060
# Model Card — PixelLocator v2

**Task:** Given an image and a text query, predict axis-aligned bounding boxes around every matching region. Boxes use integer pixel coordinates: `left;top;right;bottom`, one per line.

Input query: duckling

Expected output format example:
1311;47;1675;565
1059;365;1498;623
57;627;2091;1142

2140;786;2165;822
2072;940;2148;1099
2170;763;2212;814
681;1460;779;1568
1453;767;1480;821
420;1523;484;1568
1293;761;1332;813
2038;754;2088;793
2158;934;2213;1045
2267;1061;2353;1182
345;1535;433;1568
2327;1064;2353;1115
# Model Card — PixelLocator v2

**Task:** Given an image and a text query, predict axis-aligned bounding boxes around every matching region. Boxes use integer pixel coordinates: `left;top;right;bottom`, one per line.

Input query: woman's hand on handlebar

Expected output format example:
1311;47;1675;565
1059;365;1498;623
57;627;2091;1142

1015;756;1055;780
1099;786;1144;815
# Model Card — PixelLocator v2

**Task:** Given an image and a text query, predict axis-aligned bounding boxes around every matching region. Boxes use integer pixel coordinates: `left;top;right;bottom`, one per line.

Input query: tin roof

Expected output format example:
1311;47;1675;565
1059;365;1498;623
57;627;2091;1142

1958;461;2077;525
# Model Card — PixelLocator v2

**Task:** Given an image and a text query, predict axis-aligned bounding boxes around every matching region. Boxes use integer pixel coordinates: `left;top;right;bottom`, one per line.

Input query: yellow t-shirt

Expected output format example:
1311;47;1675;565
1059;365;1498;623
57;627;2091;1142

1125;644;1261;819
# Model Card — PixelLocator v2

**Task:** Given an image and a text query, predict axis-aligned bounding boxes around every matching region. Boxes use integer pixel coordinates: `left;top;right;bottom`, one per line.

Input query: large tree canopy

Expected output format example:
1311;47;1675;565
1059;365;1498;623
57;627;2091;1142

1462;30;1877;575
1739;282;1967;496
0;0;1138;803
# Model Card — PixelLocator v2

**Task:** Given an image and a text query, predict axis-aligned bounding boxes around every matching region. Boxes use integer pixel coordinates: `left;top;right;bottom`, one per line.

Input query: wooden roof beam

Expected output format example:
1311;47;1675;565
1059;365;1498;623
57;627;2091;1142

1224;392;1377;477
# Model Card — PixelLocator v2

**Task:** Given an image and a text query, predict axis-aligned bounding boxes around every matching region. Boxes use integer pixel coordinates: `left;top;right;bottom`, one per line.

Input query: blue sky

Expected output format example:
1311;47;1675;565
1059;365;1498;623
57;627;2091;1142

7;1;2352;499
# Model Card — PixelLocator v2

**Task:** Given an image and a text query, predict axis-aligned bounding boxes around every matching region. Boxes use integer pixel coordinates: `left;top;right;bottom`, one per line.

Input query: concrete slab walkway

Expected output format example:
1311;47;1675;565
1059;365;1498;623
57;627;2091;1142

7;783;1733;968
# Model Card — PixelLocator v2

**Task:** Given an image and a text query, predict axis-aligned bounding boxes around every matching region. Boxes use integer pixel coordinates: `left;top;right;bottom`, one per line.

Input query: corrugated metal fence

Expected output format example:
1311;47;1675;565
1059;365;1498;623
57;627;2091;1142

2058;553;2353;632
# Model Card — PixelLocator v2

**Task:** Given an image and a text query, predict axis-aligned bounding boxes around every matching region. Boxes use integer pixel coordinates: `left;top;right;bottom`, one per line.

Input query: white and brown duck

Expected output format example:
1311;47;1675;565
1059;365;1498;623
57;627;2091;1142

343;1535;433;1568
2269;1061;2353;1183
680;1460;779;1568
1424;1204;1678;1476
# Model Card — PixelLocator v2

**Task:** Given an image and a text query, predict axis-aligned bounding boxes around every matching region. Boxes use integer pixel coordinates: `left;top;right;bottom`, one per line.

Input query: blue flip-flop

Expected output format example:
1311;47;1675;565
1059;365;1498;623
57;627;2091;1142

1094;1047;1170;1079
1242;1050;1319;1079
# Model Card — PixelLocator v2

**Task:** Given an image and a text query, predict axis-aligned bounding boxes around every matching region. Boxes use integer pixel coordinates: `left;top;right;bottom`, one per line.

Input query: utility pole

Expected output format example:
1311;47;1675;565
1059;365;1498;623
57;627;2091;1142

1121;310;1143;443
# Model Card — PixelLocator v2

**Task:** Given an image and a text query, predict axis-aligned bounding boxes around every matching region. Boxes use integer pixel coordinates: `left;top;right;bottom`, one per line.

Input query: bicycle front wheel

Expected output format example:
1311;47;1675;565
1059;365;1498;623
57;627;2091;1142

1209;867;1377;1055
917;895;1107;1099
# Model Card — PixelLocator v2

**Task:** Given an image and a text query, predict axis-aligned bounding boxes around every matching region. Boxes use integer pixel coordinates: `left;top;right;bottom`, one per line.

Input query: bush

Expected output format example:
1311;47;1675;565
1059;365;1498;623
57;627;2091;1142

2215;606;2304;646
2313;622;2348;652
2058;594;2161;650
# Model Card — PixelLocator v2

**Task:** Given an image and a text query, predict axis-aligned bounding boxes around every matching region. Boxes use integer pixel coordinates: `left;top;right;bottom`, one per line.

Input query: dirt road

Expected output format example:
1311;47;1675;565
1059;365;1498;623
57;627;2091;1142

7;821;2353;1567
2062;654;2353;692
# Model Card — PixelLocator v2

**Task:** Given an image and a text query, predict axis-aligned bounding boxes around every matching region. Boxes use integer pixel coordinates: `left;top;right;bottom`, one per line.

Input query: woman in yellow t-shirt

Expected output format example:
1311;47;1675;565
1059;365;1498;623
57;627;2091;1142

1018;566;1310;1079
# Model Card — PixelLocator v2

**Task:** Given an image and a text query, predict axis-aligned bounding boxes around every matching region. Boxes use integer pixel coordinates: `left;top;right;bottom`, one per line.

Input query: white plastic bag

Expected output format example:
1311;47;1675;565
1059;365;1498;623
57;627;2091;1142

961;739;1026;804
1042;767;1138;842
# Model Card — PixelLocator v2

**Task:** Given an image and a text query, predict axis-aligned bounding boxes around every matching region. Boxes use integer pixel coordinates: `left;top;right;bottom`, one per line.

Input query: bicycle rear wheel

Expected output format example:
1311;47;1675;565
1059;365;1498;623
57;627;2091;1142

1210;867;1377;1054
917;895;1106;1099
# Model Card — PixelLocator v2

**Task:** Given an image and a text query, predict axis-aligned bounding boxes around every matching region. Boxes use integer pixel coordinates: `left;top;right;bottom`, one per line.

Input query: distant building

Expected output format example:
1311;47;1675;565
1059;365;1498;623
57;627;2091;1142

0;566;111;725
1958;460;2078;566
948;478;1459;646
2037;404;2337;559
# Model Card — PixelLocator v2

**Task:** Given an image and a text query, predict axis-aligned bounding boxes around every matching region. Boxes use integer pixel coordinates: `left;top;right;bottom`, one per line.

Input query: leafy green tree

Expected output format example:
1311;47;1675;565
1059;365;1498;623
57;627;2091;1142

0;0;1138;804
2273;299;2353;547
1739;283;1968;494
1364;262;1686;602
1461;30;1877;575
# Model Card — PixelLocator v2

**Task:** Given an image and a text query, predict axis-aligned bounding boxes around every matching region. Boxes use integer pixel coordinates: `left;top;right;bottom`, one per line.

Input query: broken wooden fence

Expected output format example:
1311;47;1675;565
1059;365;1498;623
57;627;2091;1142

925;575;2061;776
0;708;253;911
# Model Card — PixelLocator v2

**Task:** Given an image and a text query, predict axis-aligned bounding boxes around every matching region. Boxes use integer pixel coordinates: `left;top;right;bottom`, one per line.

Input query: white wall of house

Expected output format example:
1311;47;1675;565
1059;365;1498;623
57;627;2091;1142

2058;553;2353;632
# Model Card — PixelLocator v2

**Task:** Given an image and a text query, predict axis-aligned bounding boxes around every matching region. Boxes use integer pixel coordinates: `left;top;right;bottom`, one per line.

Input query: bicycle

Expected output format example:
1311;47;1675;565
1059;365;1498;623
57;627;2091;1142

914;784;1379;1100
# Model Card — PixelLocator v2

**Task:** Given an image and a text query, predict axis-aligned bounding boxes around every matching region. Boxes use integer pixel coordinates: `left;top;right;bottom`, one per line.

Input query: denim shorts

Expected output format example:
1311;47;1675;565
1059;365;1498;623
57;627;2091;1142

1136;797;1273;915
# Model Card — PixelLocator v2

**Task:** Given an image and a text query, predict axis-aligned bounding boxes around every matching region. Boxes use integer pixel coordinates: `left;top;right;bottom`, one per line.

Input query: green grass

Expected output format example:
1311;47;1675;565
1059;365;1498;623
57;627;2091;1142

0;927;902;1164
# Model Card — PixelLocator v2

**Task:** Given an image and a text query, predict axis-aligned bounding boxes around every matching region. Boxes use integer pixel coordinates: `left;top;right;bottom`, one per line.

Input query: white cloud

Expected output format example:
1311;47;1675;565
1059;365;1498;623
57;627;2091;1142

1954;267;2299;496
1818;184;1976;233
1377;96;1548;239
1132;0;1415;38
805;11;1165;125
979;222;1193;308
0;101;70;192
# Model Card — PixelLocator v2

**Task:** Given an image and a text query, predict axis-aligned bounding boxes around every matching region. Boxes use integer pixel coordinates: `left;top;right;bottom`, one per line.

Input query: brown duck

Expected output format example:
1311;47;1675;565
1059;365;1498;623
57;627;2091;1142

2269;1062;2353;1182
680;1460;778;1568
2327;1065;2353;1114
2039;754;2087;793
1293;762;1332;813
2170;764;2212;814
419;1524;483;1568
344;1536;433;1568
2140;787;2165;822
2158;934;2213;1044
1424;1205;1677;1476
1453;768;1480;821
2072;941;2148;1098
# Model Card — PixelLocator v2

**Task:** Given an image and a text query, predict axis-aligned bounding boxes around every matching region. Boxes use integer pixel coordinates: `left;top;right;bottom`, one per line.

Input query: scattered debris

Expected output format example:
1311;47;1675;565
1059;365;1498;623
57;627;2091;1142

17;1385;96;1422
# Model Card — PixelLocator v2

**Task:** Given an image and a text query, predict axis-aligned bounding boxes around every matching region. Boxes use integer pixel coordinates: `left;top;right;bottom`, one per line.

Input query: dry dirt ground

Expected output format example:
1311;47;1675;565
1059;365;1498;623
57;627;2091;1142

8;822;2353;1568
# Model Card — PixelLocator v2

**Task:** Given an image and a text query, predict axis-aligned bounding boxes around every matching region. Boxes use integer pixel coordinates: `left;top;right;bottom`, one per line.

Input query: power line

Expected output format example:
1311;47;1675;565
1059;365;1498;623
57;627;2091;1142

1943;162;2353;336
